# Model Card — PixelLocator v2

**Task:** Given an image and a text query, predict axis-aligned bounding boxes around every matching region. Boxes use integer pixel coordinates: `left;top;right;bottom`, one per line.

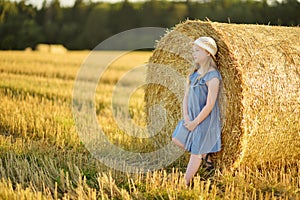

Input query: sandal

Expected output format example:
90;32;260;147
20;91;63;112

203;154;215;172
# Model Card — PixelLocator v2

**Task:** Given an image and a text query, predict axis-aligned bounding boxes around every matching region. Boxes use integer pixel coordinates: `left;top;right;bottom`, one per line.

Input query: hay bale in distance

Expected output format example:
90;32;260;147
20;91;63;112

36;44;67;54
145;20;300;167
49;44;67;54
36;44;49;52
24;47;32;52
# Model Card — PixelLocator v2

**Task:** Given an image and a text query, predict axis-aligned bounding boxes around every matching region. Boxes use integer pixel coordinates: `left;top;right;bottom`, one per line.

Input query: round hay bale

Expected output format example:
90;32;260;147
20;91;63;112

35;44;67;54
24;47;32;52
145;20;300;167
49;44;67;54
36;44;49;52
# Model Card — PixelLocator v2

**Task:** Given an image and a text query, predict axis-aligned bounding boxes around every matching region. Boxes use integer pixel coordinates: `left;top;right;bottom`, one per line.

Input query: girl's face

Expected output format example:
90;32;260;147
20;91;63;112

192;45;208;64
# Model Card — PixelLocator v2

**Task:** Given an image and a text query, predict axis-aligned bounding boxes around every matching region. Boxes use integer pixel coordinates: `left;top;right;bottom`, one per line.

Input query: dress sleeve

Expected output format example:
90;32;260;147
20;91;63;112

203;70;222;83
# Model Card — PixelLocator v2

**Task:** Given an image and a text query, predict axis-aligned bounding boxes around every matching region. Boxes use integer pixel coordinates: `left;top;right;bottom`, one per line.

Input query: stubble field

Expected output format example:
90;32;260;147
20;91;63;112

0;51;299;199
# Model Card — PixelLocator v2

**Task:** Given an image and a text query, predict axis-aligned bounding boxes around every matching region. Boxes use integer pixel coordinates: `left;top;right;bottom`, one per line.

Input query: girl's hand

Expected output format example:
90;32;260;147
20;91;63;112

184;120;198;131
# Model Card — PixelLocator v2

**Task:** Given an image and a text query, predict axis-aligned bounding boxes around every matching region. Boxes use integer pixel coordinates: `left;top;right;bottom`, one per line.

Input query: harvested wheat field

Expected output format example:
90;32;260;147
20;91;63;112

145;20;300;167
0;49;299;198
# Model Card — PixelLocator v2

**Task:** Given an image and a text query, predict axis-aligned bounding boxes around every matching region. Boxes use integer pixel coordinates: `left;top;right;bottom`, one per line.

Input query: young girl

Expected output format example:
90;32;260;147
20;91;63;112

172;36;222;186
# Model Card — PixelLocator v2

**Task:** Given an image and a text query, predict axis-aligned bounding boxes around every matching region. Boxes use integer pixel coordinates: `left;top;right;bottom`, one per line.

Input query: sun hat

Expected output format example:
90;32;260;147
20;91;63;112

194;36;218;58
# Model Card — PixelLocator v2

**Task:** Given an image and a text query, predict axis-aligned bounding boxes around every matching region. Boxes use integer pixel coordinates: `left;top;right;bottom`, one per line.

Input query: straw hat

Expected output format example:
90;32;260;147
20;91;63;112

194;36;218;58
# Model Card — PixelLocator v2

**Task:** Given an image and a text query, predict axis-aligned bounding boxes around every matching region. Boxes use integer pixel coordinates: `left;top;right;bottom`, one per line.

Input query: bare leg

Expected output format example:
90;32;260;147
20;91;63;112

185;154;202;186
172;138;185;150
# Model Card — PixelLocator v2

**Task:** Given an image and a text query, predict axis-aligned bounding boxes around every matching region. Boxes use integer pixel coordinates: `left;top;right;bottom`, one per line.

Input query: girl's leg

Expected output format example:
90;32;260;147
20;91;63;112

172;138;185;150
185;154;202;186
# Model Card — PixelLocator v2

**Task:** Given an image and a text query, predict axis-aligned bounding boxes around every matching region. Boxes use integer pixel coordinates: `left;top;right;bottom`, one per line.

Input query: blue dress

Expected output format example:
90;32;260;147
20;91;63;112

172;70;222;155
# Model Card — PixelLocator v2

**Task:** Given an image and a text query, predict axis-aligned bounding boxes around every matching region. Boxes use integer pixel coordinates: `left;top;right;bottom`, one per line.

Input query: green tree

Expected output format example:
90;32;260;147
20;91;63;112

139;0;168;27
165;3;188;26
0;0;299;50
67;0;90;49
0;0;43;49
17;19;44;49
82;3;111;49
43;0;63;44
109;1;139;33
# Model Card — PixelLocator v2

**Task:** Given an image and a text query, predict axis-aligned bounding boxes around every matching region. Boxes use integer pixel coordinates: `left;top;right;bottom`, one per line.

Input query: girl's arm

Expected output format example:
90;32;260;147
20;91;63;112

184;77;220;131
183;80;190;122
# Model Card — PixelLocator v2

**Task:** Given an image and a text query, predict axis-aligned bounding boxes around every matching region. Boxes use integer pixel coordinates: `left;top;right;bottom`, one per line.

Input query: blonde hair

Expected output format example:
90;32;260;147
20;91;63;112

187;55;217;86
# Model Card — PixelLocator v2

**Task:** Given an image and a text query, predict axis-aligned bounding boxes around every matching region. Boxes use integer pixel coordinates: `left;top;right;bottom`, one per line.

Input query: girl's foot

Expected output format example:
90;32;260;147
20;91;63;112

186;178;194;188
203;154;214;172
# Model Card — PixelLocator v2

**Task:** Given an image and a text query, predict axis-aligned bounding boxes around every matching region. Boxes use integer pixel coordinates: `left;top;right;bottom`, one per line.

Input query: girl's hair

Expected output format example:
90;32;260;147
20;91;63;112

187;55;217;86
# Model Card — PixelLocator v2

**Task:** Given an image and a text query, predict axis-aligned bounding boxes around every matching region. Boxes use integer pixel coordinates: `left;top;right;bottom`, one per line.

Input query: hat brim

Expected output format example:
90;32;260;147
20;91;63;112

194;42;217;62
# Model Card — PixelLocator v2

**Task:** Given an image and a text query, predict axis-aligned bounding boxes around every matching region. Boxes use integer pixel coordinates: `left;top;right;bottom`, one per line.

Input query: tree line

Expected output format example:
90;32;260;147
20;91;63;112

0;0;299;50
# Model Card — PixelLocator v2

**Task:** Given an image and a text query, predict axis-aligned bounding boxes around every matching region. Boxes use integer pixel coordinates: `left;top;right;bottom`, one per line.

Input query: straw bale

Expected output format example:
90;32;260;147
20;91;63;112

49;44;67;54
36;44;67;54
145;20;300;167
36;44;49;52
24;47;32;52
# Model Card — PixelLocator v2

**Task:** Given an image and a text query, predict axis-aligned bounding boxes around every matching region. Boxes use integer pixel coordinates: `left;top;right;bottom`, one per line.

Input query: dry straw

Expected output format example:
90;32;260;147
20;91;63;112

145;20;300;167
